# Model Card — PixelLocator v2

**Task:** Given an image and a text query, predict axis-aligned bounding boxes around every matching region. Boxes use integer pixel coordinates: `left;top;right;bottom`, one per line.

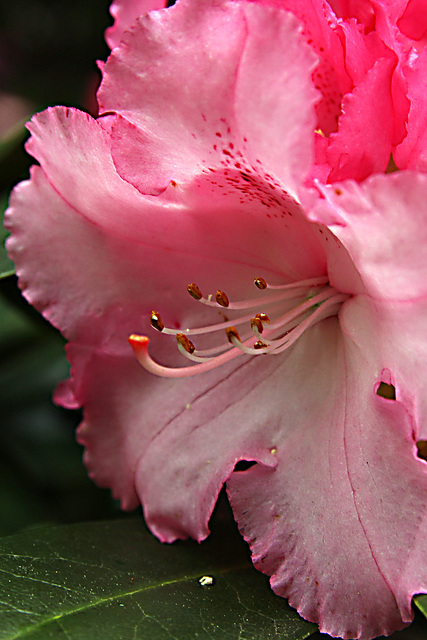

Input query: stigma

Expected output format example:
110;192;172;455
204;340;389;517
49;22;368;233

129;275;348;378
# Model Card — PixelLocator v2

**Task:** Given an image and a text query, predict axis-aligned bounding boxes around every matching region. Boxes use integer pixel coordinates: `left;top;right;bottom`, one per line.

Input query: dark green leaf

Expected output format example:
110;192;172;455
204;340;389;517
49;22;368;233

0;512;316;640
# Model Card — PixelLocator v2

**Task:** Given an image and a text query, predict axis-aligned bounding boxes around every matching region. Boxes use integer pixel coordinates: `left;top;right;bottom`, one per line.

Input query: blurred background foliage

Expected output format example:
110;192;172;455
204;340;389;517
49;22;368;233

0;0;121;536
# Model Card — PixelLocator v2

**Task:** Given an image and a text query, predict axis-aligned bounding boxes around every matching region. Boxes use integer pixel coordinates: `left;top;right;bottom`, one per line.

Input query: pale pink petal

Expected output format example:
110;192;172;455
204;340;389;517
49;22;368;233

311;172;427;300
74;340;279;532
4;108;192;339
99;0;318;200
23;107;161;238
6;97;330;517
336;294;427;441
228;305;427;639
105;0;167;50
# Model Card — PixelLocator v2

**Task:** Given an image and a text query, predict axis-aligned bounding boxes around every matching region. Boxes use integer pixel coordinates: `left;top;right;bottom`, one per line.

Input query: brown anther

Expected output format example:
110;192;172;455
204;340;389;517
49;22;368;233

187;283;203;300
176;333;195;354
250;317;263;334
215;289;229;308
150;310;165;332
225;326;241;343
256;312;270;324
254;340;267;350
254;277;267;290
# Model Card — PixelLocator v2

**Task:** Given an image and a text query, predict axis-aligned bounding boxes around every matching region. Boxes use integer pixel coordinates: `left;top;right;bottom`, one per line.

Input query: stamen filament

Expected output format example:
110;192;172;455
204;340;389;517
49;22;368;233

255;287;336;343
159;309;278;337
262;293;347;354
130;276;348;378
191;286;310;311
259;275;329;290
129;335;248;378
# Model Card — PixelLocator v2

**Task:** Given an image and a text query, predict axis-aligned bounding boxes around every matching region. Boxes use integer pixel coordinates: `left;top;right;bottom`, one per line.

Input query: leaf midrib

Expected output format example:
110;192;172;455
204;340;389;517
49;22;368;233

7;561;248;639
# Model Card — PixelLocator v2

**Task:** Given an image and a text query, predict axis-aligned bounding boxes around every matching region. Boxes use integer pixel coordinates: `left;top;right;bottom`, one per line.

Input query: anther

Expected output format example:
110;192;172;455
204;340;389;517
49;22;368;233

256;312;270;324
187;283;203;300
225;326;241;343
176;333;195;354
150;310;165;332
254;340;268;349
250;317;264;333
254;277;267;290
216;290;230;308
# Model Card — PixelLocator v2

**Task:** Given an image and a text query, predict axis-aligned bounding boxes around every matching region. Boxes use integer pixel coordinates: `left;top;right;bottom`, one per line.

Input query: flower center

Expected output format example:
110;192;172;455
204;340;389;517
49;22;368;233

129;275;349;378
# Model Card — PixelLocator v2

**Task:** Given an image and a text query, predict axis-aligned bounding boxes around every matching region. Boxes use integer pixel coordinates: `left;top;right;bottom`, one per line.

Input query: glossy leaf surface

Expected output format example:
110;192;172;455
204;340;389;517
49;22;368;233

0;512;316;639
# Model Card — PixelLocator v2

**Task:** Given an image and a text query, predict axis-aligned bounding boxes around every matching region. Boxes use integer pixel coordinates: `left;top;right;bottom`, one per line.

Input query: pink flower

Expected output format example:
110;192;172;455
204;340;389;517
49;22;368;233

104;0;398;183
331;0;427;171
5;0;427;638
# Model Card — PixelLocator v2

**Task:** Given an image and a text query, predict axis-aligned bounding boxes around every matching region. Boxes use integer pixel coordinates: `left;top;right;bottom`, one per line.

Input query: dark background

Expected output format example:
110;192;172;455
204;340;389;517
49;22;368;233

0;0;120;536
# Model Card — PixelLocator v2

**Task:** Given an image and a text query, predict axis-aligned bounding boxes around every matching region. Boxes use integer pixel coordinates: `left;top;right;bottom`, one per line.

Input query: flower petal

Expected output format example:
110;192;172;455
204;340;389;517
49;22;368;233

394;48;427;170
106;0;167;50
326;56;396;181
228;306;427;639
99;0;318;199
311;172;427;300
397;0;427;41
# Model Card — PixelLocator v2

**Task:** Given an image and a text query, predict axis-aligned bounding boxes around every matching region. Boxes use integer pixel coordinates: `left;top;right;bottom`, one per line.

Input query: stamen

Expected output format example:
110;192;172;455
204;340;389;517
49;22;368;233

150;310;165;332
130;275;349;378
254;277;267;290
187;282;203;300
250;317;263;333
215;290;230;308
129;334;247;378
176;333;195;354
254;340;267;349
256;275;329;291
262;293;347;355
226;326;241;343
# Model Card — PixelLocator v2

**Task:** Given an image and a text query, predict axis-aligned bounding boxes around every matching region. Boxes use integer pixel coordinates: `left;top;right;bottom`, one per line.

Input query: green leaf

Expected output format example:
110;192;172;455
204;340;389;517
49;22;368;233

415;595;427;621
0;512;316;640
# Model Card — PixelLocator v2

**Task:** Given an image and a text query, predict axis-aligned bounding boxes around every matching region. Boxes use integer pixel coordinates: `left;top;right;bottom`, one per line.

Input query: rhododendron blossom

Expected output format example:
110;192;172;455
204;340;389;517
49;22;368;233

106;0;398;183
5;1;427;639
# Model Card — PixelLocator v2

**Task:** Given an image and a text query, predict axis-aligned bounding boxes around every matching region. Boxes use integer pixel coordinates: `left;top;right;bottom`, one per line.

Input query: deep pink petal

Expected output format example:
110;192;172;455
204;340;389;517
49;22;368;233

228;306;427;639
105;0;167;50
328;0;376;31
394;48;427;170
326;56;395;181
99;0;318;199
397;0;427;41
